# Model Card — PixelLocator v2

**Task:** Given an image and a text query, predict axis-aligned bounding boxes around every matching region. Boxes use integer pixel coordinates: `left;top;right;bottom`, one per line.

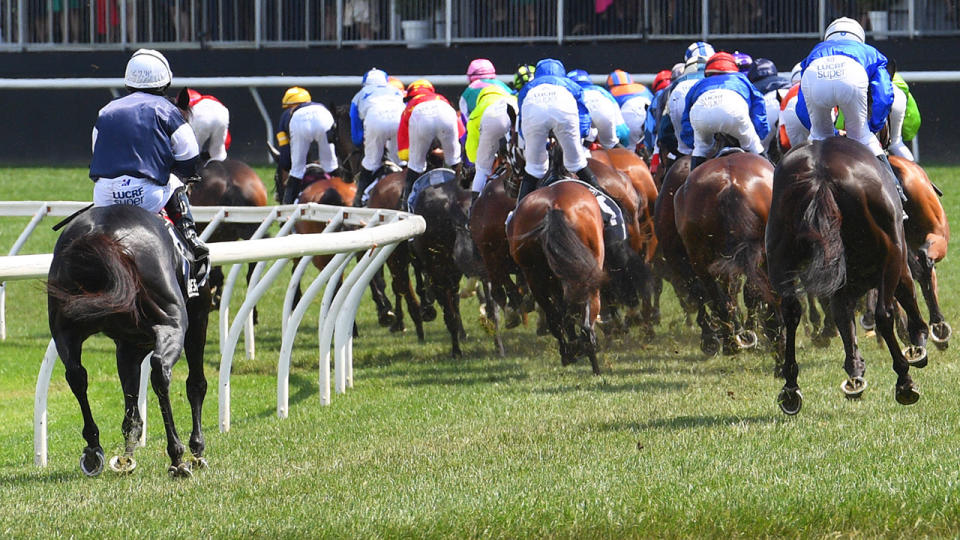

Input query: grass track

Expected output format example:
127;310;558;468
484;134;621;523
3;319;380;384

1;166;959;538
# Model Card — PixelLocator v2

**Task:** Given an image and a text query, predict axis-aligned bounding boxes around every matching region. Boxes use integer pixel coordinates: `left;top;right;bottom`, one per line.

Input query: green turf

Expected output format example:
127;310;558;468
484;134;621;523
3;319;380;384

1;166;958;538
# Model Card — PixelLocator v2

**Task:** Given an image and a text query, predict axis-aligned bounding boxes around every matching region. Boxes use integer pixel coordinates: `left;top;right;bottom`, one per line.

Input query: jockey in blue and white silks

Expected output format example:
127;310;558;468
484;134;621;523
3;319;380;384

349;68;406;205
680;52;769;170
567;69;630;150
668;56;707;156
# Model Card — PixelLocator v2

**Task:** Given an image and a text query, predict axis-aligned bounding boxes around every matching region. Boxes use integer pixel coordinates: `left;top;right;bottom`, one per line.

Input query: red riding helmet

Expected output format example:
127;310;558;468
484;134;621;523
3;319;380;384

704;52;739;76
406;79;435;100
652;70;672;93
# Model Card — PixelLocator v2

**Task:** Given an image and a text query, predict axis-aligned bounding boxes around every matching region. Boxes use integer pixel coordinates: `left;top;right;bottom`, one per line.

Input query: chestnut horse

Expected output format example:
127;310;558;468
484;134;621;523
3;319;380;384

674;152;776;354
508;182;606;373
767;137;928;414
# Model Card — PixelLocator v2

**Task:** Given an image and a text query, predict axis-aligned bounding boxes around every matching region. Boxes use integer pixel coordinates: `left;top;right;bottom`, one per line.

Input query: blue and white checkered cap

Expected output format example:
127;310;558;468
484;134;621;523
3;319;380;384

684;41;715;62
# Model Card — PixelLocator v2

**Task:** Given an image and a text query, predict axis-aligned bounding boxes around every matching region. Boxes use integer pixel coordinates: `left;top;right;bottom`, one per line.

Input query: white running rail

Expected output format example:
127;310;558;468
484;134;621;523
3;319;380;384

0;201;424;466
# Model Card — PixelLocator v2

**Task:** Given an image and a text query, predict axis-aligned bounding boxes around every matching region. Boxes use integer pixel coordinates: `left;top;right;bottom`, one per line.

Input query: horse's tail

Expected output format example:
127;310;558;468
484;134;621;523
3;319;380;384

525;208;605;304
709;184;774;302
796;181;846;297
47;233;142;325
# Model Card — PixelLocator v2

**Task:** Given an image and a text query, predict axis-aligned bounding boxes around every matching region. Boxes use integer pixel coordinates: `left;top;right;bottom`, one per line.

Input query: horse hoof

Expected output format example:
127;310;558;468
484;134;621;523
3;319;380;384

840;376;867;399
811;333;832;348
478;315;496;336
777;386;803;415
168;463;194;479
700;335;720;357
190;456;208;470
79;447;105;477
422;305;437;322
931;321;951;350
903;345;928;368
108;455;137;474
895;383;920;406
504;308;522;329
859;314;876;331
377;310;397;328
735;330;758;350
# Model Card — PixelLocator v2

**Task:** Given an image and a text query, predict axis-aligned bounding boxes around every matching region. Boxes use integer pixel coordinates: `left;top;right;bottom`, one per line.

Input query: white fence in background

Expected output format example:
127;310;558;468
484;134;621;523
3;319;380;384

0;201;424;466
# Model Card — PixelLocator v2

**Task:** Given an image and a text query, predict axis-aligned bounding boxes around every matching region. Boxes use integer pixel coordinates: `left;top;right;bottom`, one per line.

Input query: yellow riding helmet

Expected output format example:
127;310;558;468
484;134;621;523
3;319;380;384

282;86;311;108
406;79;435;100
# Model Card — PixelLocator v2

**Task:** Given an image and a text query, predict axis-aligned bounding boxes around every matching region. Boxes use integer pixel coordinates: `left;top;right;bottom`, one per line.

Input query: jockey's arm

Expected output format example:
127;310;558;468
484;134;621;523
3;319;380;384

868;55;894;133
170;123;200;178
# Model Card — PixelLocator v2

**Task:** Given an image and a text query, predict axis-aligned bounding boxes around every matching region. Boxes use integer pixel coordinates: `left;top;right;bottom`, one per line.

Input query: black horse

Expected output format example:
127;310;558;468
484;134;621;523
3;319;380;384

47;205;210;477
766;137;928;414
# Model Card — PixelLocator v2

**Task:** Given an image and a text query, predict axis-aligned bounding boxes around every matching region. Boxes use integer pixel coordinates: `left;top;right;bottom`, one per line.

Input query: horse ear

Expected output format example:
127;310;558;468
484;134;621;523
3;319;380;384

175;88;190;112
267;142;281;162
886;58;897;77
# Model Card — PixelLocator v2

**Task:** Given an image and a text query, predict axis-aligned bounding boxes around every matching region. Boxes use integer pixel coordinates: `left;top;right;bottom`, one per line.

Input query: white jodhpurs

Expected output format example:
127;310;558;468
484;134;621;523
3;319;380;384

761;90;782;151
93;174;184;214
406;99;461;174
289;104;339;178
689;88;764;157
801;54;883;155
887;86;914;160
361;103;405;172
471;99;514;193
583;88;626;150
520;83;587;179
669;79;699;154
620;95;650;148
190;99;230;162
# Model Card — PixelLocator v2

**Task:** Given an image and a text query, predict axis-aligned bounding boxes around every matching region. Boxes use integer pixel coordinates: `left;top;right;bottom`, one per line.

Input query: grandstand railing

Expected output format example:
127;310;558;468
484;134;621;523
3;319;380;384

0;0;955;51
0;201;425;465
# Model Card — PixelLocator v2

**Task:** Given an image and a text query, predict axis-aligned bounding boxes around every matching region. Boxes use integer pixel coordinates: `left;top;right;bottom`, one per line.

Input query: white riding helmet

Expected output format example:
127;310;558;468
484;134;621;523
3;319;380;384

684;41;715;62
124;49;172;89
790;62;803;84
824;17;865;44
363;68;388;86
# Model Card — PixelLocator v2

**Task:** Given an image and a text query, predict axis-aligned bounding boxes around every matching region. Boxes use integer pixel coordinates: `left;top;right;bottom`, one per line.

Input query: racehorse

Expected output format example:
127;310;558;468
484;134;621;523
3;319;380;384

190;159;268;313
766;137;929;414
331;103;363;182
674;151;776;354
47;205;210;477
508;181;606;373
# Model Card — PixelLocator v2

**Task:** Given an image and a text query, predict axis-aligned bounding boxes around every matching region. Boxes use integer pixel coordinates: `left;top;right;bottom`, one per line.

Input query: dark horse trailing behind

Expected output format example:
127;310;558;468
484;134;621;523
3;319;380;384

47;205;211;477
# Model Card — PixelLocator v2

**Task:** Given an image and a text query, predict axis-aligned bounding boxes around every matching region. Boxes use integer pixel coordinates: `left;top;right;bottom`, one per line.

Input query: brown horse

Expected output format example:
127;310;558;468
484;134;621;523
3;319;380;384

674;151;776;354
189;159;268;312
766;137;928;414
653;155;701;321
508;182;606;373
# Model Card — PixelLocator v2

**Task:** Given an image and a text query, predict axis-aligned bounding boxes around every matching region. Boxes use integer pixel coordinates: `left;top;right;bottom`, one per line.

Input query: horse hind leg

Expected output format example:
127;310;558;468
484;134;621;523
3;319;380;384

55;329;105;476
875;275;921;405
184;290;211;468
831;293;868;399
109;341;151;475
894;272;929;366
150;324;191;477
776;294;804;414
914;249;949;349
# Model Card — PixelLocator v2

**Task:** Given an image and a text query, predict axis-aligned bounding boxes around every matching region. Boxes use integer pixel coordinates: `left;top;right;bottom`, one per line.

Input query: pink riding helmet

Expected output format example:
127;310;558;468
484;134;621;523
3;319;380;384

467;58;496;82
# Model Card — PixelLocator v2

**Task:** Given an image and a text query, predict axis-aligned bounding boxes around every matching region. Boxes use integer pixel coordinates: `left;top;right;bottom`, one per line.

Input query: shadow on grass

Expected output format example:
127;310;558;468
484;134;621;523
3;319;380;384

397;361;529;387
532;378;688;395
598;413;777;432
0;468;78;485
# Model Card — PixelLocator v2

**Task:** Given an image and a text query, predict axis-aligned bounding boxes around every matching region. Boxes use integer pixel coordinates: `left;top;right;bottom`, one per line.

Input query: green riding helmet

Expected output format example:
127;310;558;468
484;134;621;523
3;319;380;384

512;64;536;92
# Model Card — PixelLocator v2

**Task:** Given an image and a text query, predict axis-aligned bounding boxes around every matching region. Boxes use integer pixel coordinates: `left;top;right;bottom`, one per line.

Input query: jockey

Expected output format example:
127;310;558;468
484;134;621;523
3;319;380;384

568;69;631;150
643;69;674;165
668;55;707;156
184;88;230;162
733;51;754;74
796;17;905;205
387;76;407;97
459;58;513;122
89;49;208;276
276;86;340;205
516;58;597;203
680;52;769;170
606;69;654;150
349;67;406;206
777;63;809;151
466;84;517;198
397;79;465;210
748;58;792;151
888;72;921;160
511;64;536;93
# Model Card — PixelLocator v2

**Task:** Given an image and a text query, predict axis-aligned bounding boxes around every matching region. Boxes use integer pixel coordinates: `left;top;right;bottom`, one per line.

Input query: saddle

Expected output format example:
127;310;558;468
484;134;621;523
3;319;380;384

160;211;209;298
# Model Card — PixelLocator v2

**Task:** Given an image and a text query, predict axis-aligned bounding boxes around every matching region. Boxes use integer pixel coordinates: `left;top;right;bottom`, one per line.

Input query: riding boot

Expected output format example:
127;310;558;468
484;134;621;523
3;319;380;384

401;168;420;211
282;175;302;205
164;186;210;280
877;154;909;220
352;168;374;207
516;172;539;206
689;156;706;171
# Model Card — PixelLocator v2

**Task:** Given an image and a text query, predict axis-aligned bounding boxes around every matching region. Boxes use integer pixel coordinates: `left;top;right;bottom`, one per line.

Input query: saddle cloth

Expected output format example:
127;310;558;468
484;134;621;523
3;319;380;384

160;213;209;298
406;168;457;212
505;178;627;243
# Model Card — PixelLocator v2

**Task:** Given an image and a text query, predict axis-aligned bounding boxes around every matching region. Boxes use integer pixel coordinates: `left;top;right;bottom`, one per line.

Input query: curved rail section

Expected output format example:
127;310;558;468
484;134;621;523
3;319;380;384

0;202;424;466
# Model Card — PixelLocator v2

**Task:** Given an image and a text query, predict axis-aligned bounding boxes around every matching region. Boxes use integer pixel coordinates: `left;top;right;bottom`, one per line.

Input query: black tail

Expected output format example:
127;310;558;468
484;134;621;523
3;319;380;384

709;185;775;302
47;233;142;325
797;182;846;297
524;208;605;304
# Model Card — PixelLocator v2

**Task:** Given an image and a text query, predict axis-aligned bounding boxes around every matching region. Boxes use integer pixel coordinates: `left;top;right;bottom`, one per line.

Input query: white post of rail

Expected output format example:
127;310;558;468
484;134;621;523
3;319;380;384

34;339;58;467
2;203;49;340
282;210;344;333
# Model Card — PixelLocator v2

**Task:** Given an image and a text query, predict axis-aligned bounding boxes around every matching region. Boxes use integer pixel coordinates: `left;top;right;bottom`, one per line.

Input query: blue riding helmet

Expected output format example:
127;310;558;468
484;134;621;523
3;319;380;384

566;69;592;86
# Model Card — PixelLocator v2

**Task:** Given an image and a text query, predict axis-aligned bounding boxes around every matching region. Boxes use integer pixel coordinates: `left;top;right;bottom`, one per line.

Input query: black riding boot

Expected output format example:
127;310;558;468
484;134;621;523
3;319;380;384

165;186;210;279
352;168;374;207
575;166;601;190
516;172;539;206
877;154;909;220
401;168;420;211
689;155;706;171
282;175;302;205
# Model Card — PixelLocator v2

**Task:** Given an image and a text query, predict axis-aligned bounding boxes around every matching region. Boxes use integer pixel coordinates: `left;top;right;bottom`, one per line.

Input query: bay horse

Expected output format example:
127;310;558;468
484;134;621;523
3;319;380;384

766;137;929;414
190;159;268;314
47;205;210;477
508;182;606;373
674;151;777;354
